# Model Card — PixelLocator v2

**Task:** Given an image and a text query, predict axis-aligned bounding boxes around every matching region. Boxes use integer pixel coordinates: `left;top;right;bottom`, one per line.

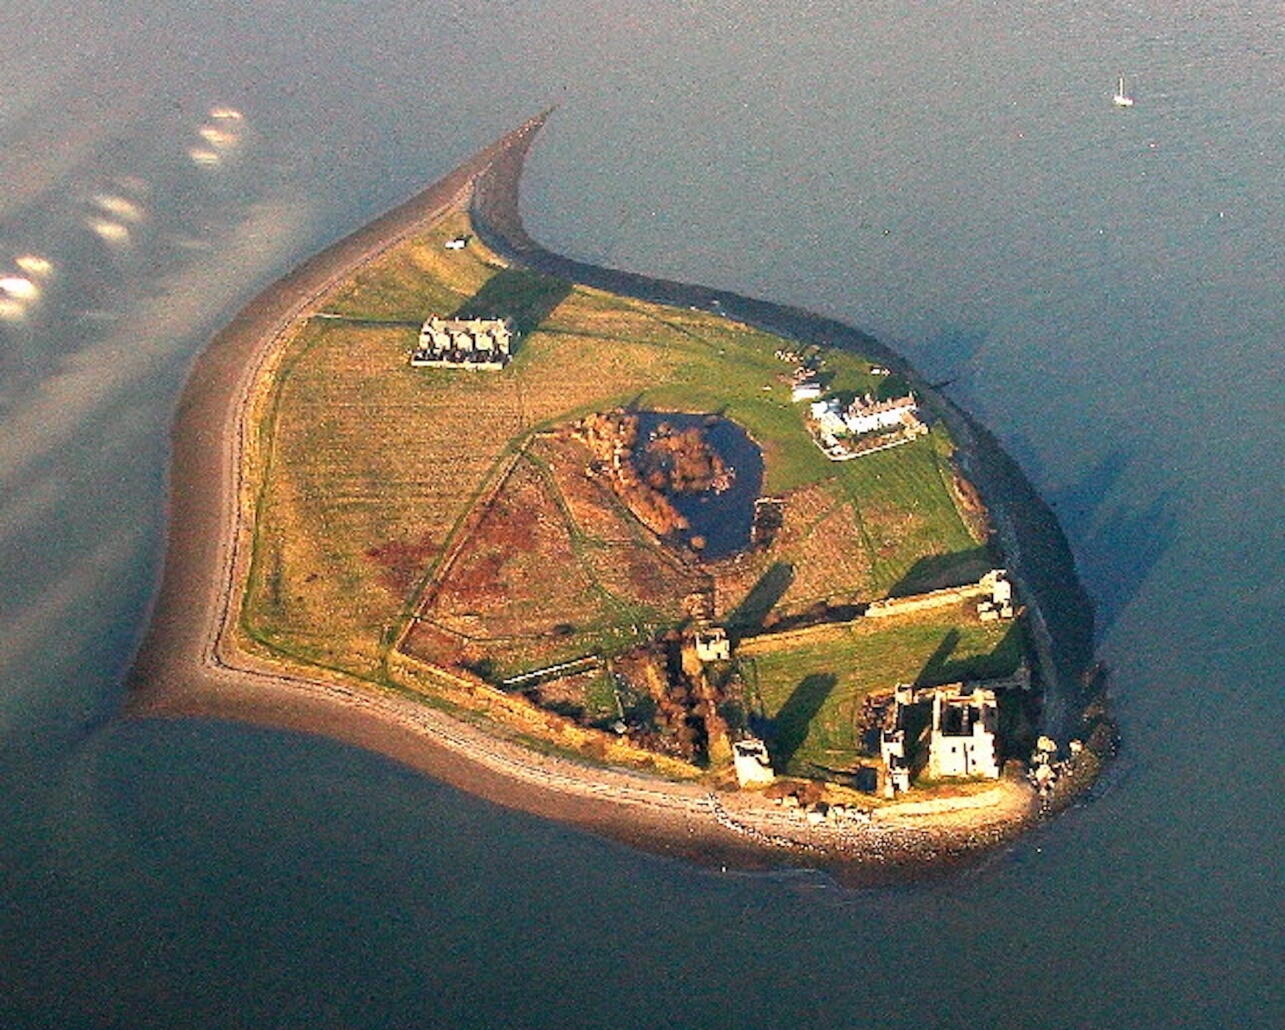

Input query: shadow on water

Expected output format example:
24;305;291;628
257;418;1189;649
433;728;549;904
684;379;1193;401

888;546;993;597
1077;493;1178;639
726;561;794;633
952;414;1096;703
770;672;837;770
1043;447;1180;640
452;267;572;336
916;327;989;386
1041;447;1132;543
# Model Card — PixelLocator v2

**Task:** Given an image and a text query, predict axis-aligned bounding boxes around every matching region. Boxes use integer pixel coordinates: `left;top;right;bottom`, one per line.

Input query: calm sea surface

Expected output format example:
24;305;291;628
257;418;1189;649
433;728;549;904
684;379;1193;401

1;2;1280;1026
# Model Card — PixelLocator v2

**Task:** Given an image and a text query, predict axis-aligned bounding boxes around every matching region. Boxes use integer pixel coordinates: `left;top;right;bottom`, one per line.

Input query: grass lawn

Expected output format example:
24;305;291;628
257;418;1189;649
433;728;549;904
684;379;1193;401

742;604;1024;776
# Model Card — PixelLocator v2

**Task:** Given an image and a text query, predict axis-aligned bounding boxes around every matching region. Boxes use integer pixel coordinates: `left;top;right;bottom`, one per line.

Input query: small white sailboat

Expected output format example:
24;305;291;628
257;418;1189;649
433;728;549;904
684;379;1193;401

1112;75;1134;107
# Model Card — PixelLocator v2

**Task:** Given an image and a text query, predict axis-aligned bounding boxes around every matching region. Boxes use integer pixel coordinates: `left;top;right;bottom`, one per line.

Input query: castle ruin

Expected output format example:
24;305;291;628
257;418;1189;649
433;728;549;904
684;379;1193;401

879;681;1004;795
927;685;1001;780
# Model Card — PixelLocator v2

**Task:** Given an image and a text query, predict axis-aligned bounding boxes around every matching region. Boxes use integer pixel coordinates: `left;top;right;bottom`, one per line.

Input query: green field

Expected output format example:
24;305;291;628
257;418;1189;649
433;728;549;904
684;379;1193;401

742;604;1024;776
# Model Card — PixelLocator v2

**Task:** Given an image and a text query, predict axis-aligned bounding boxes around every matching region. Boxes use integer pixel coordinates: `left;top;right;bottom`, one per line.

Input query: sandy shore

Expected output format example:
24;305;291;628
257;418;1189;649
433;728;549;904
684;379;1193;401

124;113;1081;884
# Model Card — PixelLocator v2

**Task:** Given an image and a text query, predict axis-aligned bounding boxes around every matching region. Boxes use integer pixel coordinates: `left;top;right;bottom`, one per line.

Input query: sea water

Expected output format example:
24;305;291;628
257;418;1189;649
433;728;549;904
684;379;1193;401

0;1;1280;1026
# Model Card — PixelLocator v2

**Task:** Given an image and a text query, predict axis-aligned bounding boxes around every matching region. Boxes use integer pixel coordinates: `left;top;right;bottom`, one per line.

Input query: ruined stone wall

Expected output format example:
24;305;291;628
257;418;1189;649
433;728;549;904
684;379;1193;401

863;581;990;619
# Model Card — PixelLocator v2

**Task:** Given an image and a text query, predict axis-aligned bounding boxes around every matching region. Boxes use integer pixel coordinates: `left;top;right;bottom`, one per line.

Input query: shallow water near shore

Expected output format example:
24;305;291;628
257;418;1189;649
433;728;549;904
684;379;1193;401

0;2;1280;1028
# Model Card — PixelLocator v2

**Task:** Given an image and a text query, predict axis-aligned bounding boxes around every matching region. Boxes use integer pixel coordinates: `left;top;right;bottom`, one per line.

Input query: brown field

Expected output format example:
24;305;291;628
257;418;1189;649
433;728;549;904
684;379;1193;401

510;328;690;425
711;480;879;624
244;318;525;673
532;435;703;611
773;482;879;609
535;436;632;541
426;455;600;640
408;429;706;679
241;217;535;674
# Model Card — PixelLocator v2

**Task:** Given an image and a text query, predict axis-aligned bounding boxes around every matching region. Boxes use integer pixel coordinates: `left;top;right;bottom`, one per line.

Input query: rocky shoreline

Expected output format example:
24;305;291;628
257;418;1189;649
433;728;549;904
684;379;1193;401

125;112;1105;884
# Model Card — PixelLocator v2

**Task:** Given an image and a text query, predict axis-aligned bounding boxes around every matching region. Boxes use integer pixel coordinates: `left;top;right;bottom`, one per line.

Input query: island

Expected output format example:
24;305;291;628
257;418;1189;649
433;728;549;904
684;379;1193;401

127;112;1114;883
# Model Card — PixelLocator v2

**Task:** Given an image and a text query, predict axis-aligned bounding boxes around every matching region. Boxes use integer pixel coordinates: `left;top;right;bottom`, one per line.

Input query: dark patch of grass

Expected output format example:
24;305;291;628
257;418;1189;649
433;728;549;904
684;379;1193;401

770;672;839;770
726;561;794;632
890;547;993;596
453;267;572;336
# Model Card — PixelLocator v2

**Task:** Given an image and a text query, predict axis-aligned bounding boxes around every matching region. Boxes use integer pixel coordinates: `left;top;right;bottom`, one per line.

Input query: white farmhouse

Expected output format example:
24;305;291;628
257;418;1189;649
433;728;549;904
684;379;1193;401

977;568;1016;621
843;393;920;436
809;398;848;438
693;626;731;662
